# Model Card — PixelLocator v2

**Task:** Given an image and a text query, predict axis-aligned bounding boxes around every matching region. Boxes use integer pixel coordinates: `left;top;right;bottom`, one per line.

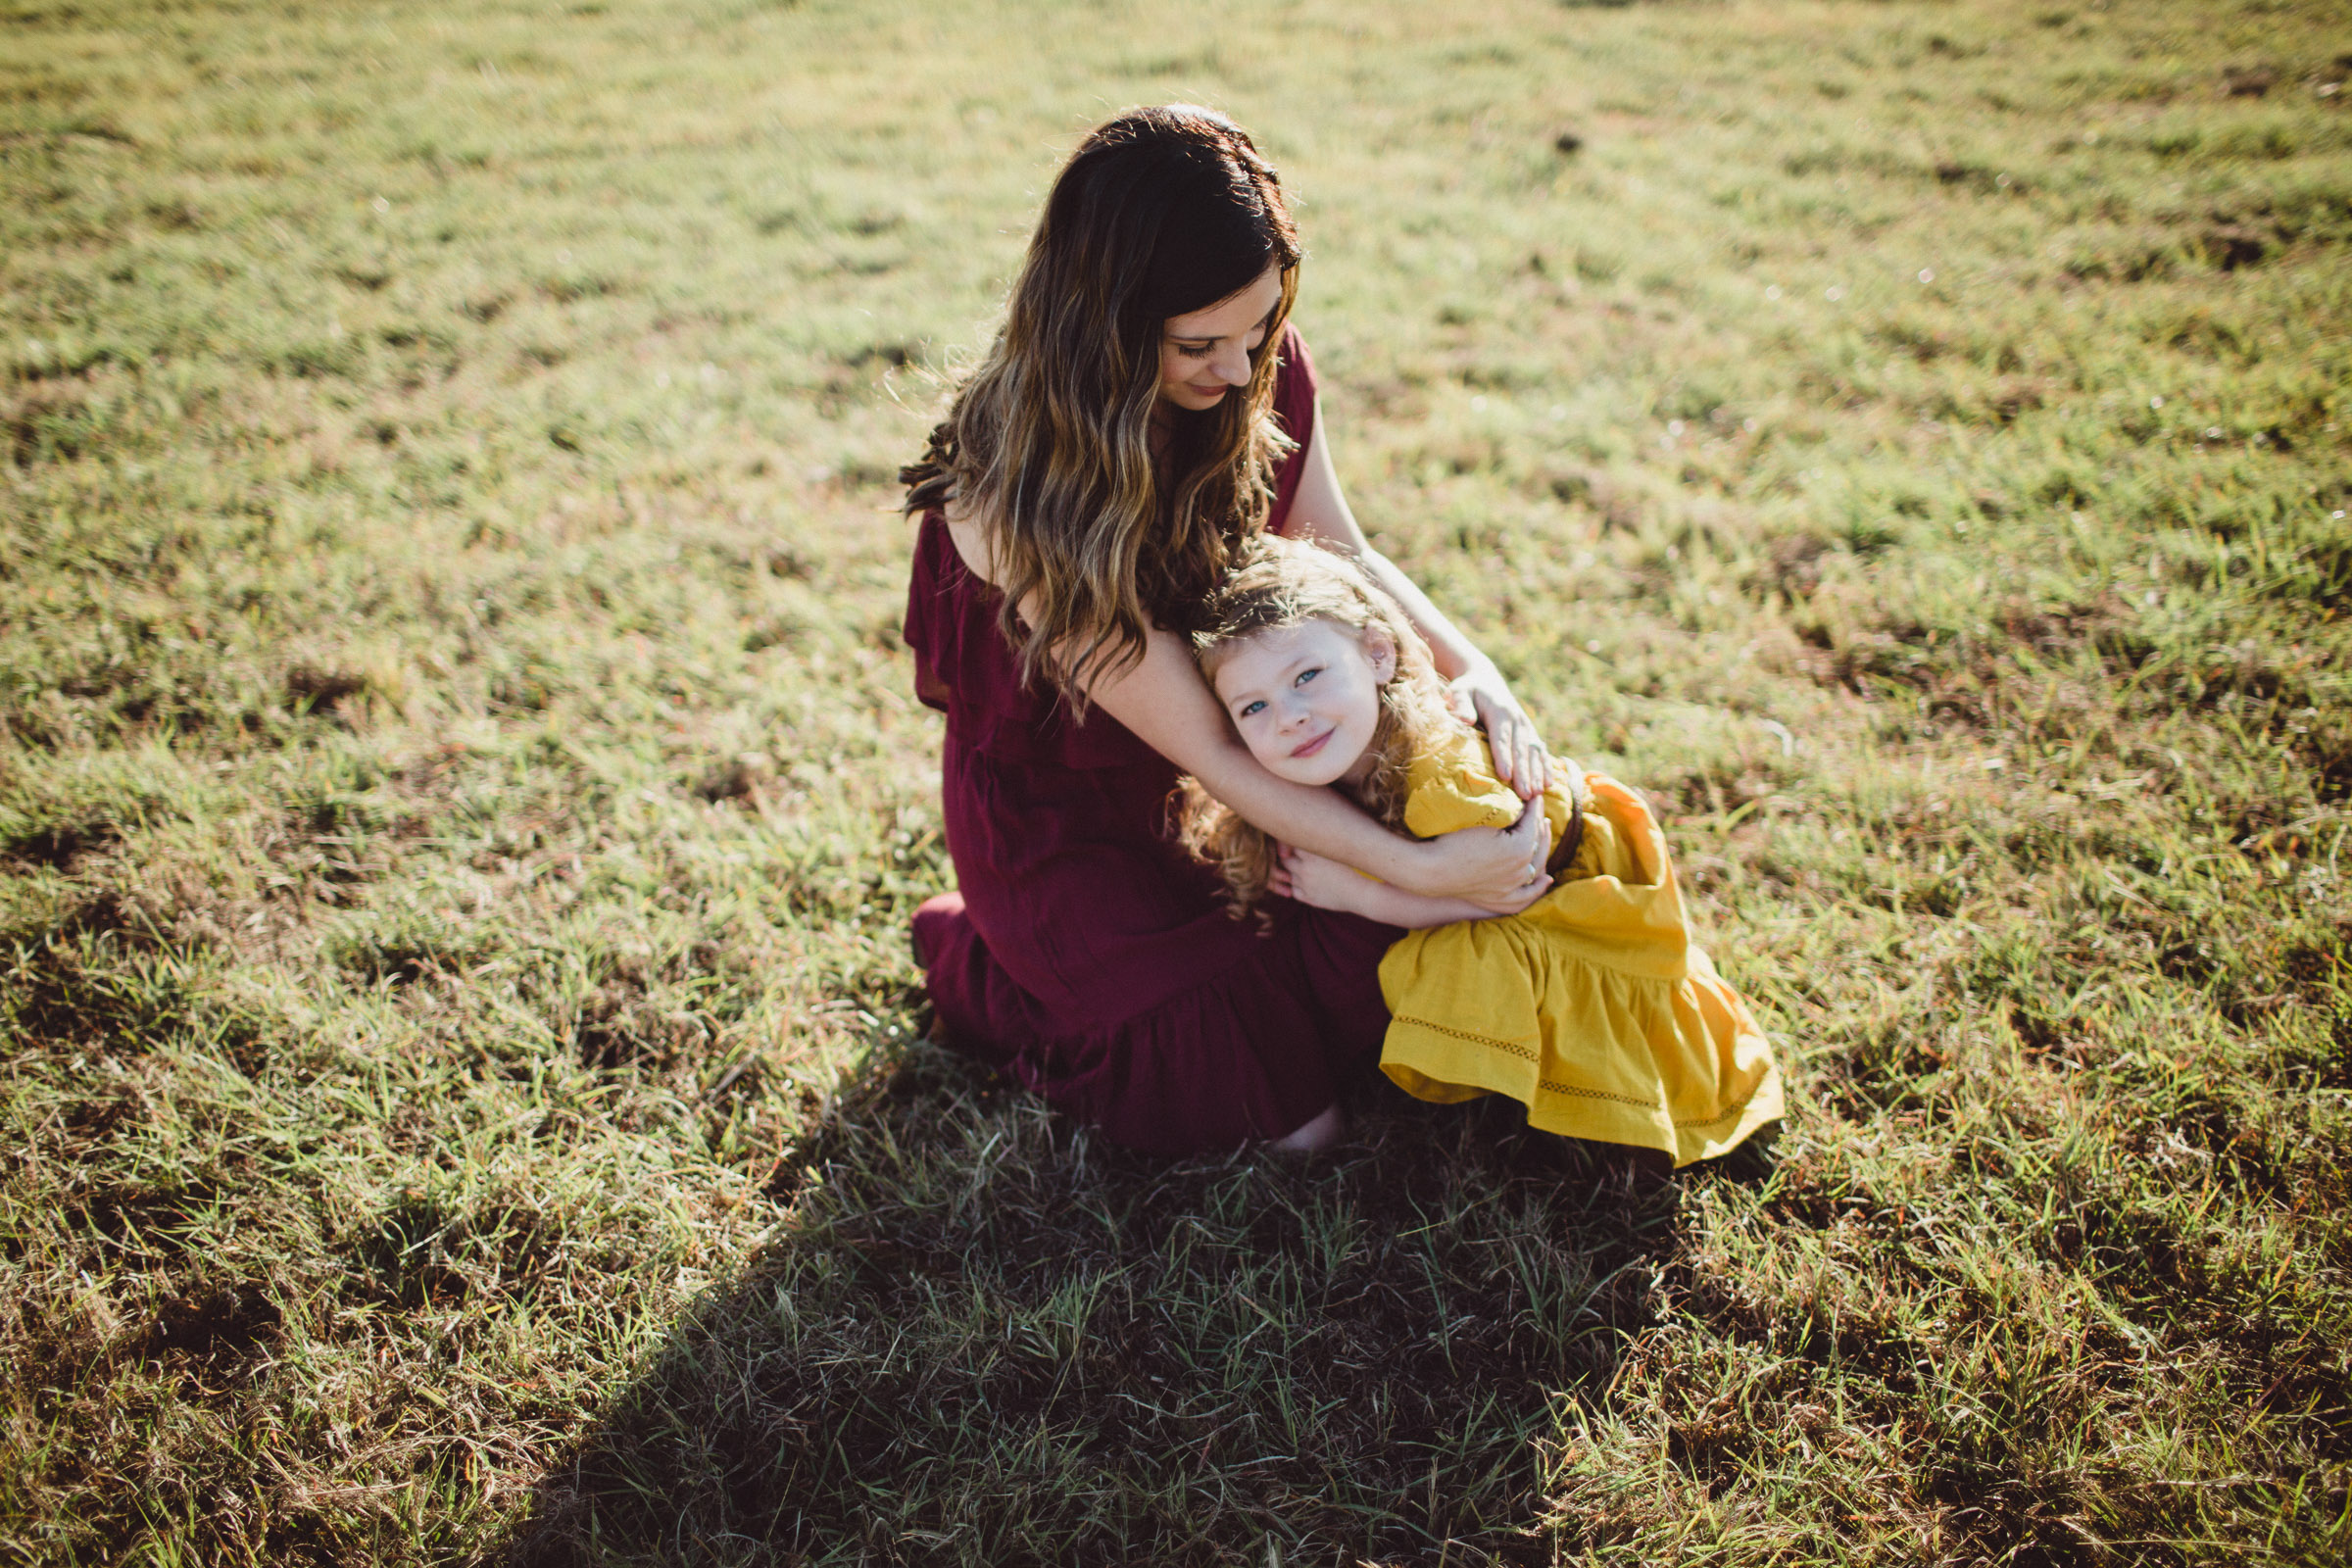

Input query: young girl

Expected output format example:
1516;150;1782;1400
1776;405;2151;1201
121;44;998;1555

1176;537;1783;1167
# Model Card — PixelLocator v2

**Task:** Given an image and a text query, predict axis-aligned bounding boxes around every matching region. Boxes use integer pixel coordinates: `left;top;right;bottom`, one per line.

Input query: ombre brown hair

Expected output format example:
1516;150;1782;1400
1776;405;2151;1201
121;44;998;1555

1175;537;1461;924
900;105;1302;704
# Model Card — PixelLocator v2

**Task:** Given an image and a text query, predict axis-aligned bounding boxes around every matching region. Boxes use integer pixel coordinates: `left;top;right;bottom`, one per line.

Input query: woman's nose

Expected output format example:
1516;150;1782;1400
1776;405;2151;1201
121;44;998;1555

1211;341;1250;385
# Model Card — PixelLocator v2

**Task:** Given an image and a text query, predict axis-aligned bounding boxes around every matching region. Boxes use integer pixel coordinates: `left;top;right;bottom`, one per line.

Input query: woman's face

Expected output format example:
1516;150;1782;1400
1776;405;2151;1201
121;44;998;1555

1157;265;1285;414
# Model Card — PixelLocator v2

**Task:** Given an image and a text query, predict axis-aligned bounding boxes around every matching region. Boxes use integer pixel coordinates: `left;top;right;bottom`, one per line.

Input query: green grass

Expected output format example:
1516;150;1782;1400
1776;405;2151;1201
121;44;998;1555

3;0;2349;1561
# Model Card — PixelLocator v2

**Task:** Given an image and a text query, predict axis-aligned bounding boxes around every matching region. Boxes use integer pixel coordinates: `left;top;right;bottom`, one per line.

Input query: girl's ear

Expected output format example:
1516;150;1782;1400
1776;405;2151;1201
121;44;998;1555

1361;625;1397;683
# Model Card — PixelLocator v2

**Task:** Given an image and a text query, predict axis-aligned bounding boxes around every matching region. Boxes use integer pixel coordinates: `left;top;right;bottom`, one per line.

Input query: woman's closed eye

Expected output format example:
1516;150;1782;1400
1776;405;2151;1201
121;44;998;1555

1177;317;1270;358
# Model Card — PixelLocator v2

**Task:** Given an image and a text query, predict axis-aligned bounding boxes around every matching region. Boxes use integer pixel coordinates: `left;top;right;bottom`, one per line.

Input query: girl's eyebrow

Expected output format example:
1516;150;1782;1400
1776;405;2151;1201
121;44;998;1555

1219;668;1279;702
1222;652;1313;704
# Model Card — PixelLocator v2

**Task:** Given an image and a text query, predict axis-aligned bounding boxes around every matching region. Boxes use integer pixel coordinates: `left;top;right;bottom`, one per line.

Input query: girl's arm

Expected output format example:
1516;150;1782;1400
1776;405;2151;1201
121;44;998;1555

1269;845;1513;929
942;511;1552;907
1282;403;1552;801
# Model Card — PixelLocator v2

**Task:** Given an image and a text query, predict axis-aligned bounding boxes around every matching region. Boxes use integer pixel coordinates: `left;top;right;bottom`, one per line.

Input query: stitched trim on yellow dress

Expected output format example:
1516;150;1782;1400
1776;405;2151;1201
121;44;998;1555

1670;1072;1776;1131
1392;1013;1537;1062
1395;1011;1773;1123
1534;1078;1664;1110
1395;1014;1658;1111
1383;1010;1533;1062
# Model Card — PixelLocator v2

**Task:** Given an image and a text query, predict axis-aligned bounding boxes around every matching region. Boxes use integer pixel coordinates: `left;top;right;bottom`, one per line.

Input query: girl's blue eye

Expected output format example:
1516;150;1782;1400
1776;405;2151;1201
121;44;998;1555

1238;699;1265;718
1295;666;1321;686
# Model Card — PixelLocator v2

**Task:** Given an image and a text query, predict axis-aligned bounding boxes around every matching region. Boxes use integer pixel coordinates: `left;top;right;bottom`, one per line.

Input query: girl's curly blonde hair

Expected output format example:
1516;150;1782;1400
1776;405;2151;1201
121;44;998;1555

1173;536;1463;925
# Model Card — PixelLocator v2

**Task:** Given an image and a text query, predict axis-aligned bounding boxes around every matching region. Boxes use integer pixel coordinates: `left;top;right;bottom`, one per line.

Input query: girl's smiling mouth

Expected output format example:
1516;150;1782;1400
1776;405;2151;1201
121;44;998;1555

1291;729;1333;760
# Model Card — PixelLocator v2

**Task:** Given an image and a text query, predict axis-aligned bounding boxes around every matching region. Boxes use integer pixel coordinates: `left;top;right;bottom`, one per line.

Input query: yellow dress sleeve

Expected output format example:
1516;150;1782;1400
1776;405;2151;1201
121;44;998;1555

1401;726;1579;851
1401;728;1529;839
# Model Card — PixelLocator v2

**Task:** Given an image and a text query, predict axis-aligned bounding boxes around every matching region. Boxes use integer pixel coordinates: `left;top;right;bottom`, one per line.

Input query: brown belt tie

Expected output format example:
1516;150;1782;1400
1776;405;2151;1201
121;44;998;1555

1546;758;1591;876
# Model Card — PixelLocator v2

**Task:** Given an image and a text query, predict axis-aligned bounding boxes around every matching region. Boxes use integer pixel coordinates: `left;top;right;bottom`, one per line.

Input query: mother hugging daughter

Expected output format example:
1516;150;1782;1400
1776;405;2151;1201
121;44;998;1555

900;104;1780;1163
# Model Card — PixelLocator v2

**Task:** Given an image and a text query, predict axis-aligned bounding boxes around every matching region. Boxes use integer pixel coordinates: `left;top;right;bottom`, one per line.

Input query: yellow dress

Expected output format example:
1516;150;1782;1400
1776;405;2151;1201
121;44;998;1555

1376;727;1784;1167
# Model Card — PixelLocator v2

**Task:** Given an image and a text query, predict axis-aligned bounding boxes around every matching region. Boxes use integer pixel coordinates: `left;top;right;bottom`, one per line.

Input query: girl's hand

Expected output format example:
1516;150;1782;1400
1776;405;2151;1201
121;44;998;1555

1269;844;1375;915
1275;845;1529;929
1447;666;1551;800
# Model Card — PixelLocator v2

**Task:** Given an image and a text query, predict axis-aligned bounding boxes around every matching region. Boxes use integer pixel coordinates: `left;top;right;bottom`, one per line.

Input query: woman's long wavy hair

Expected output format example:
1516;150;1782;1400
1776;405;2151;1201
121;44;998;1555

1174;537;1461;926
900;105;1301;706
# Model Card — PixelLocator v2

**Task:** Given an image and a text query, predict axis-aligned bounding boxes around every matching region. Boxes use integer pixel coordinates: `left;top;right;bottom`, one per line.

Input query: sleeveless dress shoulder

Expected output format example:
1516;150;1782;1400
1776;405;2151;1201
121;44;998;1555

903;325;1399;1154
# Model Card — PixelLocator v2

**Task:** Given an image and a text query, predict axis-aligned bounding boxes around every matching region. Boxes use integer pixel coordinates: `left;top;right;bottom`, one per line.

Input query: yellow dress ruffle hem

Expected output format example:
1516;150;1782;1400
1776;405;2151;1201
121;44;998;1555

1376;727;1783;1167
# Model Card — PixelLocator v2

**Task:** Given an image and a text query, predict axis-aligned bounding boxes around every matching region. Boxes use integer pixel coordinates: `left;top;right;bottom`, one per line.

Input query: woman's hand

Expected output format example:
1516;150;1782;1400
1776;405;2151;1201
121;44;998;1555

1448;665;1551;800
1395;796;1554;912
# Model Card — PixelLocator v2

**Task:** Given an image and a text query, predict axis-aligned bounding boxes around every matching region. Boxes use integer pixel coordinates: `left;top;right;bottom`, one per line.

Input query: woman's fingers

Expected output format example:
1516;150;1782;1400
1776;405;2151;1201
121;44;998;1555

1463;873;1552;916
1518;729;1552;796
1488;805;1554;911
1463;677;1554;800
1504;795;1553;884
1412;795;1550;903
1481;701;1521;792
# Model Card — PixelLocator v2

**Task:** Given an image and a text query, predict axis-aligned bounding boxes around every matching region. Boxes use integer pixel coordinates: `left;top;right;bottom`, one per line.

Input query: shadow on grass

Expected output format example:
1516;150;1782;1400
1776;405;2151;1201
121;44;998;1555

500;1043;1694;1567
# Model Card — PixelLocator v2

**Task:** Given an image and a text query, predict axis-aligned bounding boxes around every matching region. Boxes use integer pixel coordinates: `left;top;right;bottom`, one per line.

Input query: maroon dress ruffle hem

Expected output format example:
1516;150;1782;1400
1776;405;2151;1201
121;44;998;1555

902;326;1400;1155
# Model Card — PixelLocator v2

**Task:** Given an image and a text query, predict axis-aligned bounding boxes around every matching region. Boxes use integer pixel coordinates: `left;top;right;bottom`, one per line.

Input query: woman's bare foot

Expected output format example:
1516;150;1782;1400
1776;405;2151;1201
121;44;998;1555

1271;1102;1344;1153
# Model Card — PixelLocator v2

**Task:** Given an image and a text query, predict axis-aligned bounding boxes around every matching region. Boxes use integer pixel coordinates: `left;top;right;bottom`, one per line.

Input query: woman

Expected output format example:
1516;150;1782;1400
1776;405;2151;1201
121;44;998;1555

900;105;1554;1155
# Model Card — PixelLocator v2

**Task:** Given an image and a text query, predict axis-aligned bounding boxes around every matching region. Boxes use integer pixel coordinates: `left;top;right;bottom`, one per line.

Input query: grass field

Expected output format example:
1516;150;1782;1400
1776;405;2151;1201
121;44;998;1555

4;0;2350;1561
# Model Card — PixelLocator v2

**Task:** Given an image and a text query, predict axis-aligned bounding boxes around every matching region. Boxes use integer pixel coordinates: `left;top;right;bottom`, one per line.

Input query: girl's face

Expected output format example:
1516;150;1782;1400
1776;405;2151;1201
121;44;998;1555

1208;618;1396;789
1157;264;1285;414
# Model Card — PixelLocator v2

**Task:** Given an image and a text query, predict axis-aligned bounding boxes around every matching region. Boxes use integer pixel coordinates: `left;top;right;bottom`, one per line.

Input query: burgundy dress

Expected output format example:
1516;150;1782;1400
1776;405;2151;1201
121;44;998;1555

904;326;1400;1154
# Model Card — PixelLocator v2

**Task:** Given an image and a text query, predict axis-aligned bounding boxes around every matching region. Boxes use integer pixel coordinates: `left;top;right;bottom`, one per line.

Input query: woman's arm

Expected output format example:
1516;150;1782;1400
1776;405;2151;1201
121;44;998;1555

1282;402;1552;800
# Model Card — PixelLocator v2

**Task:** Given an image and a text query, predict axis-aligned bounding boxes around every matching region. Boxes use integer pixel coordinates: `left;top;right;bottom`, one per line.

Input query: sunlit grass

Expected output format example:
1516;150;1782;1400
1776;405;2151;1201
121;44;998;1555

3;0;2348;1561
